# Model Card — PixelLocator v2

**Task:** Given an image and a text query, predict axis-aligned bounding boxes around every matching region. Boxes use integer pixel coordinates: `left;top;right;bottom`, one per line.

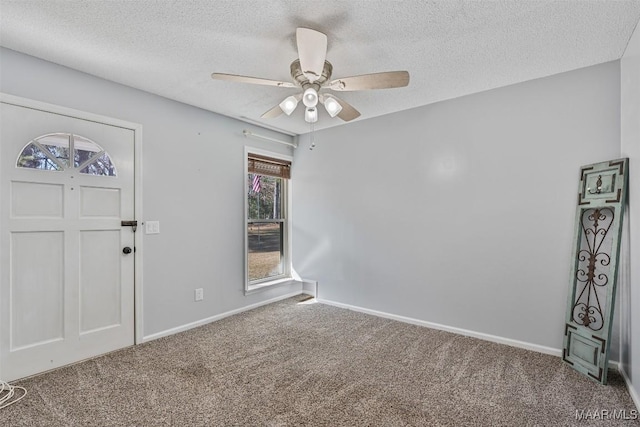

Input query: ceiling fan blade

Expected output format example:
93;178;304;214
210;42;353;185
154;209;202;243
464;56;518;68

328;71;410;91
261;104;284;119
211;73;295;88
296;28;327;83
328;95;361;122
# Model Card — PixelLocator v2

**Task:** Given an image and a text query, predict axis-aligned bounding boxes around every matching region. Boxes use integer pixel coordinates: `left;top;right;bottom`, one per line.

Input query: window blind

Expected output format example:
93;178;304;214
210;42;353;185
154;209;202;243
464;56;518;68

248;153;291;179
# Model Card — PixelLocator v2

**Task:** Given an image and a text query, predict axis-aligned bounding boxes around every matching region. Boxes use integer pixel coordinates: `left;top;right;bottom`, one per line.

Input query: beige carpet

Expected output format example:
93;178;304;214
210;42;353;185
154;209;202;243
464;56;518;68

2;295;638;426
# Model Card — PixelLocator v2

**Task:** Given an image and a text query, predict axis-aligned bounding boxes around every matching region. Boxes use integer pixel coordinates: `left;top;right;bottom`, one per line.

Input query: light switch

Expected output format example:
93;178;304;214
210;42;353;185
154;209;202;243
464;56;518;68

145;221;160;234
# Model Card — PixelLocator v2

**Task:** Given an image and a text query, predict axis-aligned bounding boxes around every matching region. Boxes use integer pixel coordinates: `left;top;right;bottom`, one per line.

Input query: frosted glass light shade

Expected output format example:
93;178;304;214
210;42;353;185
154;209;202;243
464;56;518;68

323;96;343;117
302;88;318;108
305;107;318;123
279;96;299;115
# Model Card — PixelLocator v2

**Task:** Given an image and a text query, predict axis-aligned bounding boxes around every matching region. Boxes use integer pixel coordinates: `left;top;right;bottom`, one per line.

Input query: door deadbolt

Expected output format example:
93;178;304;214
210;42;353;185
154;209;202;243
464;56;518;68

121;220;138;232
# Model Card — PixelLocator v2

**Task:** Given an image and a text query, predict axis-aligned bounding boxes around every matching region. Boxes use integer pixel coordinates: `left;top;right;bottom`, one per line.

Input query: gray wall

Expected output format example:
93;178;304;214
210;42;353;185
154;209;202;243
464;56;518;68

292;61;621;353
621;21;640;405
1;45;632;388
0;47;300;338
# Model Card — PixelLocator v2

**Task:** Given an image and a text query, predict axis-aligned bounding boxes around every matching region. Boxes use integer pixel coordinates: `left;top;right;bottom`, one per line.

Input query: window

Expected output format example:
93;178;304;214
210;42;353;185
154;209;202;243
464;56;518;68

246;151;291;289
17;133;116;176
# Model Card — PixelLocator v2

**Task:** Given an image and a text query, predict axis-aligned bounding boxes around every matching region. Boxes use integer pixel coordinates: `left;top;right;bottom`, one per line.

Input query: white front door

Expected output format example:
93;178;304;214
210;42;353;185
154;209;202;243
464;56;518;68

0;100;136;381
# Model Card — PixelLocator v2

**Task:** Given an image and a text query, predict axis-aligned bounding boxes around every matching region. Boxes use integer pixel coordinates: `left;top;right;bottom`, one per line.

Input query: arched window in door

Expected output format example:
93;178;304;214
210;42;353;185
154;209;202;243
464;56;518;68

16;133;117;176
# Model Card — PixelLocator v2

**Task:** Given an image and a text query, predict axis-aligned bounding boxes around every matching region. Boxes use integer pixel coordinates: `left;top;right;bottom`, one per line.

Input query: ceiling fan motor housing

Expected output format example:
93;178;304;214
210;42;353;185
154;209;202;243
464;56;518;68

291;59;332;92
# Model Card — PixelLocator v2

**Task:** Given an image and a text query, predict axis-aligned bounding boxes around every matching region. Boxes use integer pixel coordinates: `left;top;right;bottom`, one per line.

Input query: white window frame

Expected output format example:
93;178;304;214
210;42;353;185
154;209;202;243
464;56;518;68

244;147;293;294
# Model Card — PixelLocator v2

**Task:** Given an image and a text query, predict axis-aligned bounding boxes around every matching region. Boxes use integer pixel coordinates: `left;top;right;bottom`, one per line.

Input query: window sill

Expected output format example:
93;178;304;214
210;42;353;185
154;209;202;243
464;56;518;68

245;277;300;295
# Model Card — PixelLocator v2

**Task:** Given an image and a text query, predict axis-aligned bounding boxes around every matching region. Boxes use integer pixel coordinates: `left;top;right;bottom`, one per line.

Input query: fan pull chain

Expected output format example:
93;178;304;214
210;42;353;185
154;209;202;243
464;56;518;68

309;121;316;151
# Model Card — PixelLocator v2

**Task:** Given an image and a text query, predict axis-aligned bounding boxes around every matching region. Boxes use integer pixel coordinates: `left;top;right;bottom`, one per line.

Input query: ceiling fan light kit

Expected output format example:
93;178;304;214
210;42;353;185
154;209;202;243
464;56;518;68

211;27;410;125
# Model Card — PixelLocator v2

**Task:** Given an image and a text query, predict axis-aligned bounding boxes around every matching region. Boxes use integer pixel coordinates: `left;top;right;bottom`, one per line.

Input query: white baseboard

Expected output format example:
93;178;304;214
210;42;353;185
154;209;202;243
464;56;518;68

142;290;303;342
619;365;640;411
317;298;563;356
301;279;317;297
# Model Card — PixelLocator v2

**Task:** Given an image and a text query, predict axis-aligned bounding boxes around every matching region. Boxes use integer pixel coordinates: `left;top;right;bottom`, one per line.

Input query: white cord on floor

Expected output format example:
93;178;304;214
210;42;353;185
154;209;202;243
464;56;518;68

0;379;26;409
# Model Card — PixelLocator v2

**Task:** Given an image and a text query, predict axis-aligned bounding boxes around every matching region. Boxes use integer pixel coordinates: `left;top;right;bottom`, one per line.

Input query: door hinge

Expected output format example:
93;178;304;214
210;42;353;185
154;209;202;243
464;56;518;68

121;220;138;232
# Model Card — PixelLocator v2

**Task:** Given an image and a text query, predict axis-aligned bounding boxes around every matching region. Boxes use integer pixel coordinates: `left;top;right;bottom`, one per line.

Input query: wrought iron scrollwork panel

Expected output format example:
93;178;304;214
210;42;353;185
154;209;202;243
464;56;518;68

571;207;614;331
564;158;628;385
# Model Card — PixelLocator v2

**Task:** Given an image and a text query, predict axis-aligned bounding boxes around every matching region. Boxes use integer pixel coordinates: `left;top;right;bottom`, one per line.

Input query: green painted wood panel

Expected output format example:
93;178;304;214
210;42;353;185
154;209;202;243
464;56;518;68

562;158;629;384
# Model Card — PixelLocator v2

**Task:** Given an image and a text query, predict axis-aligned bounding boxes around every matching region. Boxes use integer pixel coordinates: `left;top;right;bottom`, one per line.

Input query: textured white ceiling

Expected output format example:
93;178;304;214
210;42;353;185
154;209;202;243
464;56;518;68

1;1;639;135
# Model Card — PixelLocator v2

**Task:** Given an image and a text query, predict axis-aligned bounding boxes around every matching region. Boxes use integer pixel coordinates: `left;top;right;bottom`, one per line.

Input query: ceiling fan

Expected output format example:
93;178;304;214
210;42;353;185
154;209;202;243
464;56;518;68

211;28;410;123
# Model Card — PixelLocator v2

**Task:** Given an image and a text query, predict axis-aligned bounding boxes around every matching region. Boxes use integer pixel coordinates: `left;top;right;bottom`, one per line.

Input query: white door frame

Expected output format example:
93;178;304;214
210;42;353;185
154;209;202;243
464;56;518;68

0;93;144;377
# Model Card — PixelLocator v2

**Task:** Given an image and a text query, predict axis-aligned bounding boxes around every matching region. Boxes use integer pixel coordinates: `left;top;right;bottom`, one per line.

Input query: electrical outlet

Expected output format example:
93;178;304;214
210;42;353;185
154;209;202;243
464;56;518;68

195;288;204;302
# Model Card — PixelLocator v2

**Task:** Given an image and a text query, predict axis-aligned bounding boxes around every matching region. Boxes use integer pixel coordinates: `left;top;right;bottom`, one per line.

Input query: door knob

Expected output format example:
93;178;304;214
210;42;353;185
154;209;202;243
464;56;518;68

123;246;132;254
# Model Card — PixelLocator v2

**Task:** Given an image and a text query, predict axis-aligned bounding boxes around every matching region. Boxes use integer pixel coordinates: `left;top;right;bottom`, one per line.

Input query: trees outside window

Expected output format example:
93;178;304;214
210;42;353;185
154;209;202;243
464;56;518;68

246;152;290;287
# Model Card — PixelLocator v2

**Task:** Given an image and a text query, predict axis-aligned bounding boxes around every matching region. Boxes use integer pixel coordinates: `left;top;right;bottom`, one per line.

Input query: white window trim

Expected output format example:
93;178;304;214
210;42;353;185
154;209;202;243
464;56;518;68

244;146;293;294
